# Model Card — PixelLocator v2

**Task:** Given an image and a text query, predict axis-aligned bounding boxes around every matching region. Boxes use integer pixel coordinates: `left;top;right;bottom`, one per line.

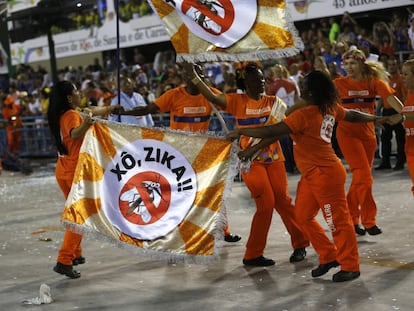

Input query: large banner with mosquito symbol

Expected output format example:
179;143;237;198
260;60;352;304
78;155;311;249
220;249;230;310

61;119;237;263
147;0;303;62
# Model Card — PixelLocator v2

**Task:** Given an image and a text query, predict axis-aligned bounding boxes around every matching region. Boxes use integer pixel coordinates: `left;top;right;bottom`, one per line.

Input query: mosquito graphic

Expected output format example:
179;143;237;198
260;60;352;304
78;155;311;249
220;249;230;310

188;0;224;34
120;174;165;223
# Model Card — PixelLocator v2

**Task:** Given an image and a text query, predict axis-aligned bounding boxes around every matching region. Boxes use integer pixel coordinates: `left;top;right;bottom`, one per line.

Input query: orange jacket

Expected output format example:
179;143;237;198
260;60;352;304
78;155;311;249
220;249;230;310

55;109;84;182
155;86;216;132
334;76;395;139
224;93;284;162
2;95;22;128
284;104;346;175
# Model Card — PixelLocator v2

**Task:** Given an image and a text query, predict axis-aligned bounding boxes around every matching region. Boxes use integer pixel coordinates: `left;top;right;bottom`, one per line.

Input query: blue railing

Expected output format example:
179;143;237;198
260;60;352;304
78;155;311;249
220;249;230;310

0;116;56;158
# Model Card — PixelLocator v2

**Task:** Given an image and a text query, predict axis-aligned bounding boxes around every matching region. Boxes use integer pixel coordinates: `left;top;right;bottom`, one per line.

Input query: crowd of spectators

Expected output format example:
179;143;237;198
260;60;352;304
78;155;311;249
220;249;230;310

2;8;414;126
48;0;155;35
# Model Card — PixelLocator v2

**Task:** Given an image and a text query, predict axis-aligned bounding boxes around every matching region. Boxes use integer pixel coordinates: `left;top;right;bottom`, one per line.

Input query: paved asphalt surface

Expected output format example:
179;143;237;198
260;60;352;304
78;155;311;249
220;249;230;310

0;157;413;311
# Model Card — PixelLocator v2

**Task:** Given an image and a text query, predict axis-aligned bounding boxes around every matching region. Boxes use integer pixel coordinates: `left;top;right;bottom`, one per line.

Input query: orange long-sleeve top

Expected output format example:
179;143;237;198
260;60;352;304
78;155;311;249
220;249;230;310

224;93;285;162
284;104;346;175
55;109;84;182
334;76;395;140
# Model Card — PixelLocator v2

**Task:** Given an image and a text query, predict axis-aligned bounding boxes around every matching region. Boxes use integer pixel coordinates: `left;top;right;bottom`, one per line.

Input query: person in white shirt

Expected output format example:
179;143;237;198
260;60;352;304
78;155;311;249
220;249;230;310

108;77;154;126
358;41;379;62
27;93;42;116
408;15;414;50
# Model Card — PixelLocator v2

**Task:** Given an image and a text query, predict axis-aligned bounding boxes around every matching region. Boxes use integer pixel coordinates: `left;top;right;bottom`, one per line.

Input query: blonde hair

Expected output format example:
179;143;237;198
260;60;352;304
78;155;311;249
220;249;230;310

281;65;290;79
313;56;330;75
342;49;389;82
403;59;414;76
271;64;291;79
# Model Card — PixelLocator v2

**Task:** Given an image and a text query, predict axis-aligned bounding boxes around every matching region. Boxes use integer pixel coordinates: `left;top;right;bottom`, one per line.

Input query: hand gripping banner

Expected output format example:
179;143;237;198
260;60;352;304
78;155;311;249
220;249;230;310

61;120;238;263
148;0;304;62
240;97;287;172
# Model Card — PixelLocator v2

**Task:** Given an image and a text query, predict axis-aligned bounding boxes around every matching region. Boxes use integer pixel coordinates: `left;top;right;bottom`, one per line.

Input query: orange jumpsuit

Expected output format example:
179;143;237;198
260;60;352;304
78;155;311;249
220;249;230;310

56;109;85;265
224;93;309;260
2;95;22;158
155;86;234;235
334;77;395;229
284;104;359;271
155;86;214;132
402;91;414;195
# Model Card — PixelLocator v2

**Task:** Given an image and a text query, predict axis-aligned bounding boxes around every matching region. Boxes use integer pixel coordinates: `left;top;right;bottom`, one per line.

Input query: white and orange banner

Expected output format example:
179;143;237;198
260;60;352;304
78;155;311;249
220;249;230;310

148;0;304;62
62;120;237;263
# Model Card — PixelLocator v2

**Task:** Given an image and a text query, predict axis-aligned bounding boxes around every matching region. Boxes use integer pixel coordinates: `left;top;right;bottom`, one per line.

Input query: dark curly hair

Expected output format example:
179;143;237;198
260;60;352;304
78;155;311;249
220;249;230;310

305;70;339;116
47;81;76;155
235;62;261;91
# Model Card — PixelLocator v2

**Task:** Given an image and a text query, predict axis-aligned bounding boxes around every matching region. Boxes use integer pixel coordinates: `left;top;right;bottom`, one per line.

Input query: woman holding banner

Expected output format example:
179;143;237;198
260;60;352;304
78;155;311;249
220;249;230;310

185;62;309;267
48;81;118;278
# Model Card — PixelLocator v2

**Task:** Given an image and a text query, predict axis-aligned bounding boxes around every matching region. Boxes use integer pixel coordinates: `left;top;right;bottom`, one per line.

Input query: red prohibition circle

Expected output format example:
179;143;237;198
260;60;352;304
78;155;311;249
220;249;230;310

182;0;234;35
119;171;171;225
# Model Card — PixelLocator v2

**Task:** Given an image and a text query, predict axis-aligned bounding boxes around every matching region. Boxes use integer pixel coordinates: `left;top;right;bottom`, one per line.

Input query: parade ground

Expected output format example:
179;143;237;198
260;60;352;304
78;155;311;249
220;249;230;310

0;157;413;311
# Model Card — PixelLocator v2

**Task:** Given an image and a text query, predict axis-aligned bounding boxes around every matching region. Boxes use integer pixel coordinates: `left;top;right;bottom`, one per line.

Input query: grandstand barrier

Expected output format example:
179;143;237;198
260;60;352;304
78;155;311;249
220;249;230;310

395;50;414;63
0;114;237;158
0;116;57;158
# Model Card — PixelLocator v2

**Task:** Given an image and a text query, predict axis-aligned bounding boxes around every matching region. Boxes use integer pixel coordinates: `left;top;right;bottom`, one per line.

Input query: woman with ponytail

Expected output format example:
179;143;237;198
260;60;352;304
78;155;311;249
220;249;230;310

48;81;117;279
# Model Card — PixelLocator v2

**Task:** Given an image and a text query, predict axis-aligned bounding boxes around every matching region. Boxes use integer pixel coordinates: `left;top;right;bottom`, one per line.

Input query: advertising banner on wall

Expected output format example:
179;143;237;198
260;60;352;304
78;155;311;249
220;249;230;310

288;0;413;21
7;0;414;65
6;0;40;12
8;0;170;65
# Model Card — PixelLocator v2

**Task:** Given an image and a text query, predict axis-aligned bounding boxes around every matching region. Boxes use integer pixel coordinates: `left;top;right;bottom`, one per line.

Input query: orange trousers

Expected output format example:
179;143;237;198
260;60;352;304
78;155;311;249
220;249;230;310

56;177;82;265
405;135;414;195
242;160;309;260
337;135;378;228
223;223;231;236
295;164;360;272
6;126;22;158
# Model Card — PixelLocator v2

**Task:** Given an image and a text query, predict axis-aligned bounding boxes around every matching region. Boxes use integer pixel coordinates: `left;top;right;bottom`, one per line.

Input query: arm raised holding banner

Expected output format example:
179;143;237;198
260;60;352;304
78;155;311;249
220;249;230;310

184;61;311;268
183;62;287;163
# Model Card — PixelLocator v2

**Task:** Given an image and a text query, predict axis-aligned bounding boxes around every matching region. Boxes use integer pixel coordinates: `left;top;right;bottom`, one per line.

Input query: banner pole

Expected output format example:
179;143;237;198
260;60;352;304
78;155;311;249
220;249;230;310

115;0;120;104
